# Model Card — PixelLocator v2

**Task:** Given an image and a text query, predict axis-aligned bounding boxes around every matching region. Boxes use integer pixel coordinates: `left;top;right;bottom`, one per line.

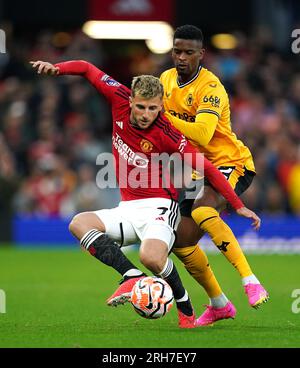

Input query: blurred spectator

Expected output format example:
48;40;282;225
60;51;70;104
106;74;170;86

0;134;19;240
61;163;111;215
263;183;287;215
286;147;300;215
14;153;76;217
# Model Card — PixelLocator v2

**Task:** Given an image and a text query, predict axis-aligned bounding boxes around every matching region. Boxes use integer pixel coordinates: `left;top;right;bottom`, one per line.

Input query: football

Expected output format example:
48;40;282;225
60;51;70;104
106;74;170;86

130;276;174;319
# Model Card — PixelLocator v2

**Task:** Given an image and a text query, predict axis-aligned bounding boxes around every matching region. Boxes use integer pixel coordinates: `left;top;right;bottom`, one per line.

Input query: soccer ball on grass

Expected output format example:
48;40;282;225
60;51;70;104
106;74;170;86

130;276;174;319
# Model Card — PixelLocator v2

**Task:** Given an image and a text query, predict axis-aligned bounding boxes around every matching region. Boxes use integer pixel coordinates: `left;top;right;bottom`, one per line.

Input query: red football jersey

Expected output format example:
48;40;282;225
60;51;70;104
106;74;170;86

55;61;243;209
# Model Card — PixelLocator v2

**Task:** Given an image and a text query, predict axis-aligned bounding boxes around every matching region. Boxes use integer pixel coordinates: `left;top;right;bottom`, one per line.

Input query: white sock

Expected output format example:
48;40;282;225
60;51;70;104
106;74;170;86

209;293;229;308
123;269;144;278
176;290;189;303
159;258;173;278
242;275;260;286
80;229;103;250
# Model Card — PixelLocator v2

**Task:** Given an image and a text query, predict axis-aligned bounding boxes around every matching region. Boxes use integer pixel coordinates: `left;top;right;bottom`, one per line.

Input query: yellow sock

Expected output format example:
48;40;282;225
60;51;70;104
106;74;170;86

173;245;222;298
191;207;253;278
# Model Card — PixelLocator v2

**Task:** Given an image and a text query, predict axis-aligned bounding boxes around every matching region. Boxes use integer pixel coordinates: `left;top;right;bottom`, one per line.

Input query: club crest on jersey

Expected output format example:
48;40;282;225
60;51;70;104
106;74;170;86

185;93;194;106
140;139;153;153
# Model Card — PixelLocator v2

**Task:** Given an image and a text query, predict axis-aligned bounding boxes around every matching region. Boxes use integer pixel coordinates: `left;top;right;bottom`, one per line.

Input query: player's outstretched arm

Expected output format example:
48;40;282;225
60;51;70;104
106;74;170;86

30;61;59;75
30;60;100;81
30;60;122;103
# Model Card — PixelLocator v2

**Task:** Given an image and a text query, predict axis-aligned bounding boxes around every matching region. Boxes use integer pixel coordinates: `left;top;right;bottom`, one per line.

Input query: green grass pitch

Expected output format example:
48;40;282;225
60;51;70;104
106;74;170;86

0;246;299;348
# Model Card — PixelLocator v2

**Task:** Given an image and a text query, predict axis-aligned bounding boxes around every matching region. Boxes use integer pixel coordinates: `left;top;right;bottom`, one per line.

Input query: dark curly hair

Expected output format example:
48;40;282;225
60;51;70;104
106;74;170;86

173;25;204;43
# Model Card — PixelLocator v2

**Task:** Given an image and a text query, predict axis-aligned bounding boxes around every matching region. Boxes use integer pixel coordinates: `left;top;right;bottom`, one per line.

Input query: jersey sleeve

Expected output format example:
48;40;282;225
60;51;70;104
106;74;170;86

196;81;227;120
164;110;217;147
55;60;130;105
163;80;227;147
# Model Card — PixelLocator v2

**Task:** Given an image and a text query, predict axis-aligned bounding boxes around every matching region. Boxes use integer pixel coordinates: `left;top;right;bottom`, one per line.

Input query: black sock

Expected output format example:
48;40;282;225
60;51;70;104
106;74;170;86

158;258;193;316
176;299;194;317
80;229;140;276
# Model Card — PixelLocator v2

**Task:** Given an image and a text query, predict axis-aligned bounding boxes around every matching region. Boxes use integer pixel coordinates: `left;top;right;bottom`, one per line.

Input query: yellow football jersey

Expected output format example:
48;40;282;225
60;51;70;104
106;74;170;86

160;66;255;172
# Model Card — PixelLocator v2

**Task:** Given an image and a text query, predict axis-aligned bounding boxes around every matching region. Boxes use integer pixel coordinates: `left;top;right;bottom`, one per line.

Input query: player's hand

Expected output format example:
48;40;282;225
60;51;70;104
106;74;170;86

30;61;59;76
236;206;261;230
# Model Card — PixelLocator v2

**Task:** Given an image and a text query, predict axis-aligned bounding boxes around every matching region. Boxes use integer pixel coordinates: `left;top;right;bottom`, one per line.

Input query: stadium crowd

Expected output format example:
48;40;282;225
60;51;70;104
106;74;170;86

0;26;300;218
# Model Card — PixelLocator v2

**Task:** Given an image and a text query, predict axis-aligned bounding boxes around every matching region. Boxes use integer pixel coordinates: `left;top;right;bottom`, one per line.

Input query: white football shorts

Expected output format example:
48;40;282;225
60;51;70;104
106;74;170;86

93;197;180;251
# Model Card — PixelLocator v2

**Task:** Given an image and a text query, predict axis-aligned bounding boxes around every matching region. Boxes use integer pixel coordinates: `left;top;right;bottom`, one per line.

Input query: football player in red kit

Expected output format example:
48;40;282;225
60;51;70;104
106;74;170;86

31;60;260;328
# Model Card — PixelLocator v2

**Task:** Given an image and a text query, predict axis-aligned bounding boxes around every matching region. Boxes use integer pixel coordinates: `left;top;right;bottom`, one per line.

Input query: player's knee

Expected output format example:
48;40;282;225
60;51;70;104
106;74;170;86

68;213;87;238
139;251;164;274
175;217;204;246
191;206;219;229
175;230;203;247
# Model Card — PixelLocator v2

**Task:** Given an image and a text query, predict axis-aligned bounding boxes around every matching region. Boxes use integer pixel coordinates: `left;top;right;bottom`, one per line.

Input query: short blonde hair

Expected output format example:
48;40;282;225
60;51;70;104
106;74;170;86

131;75;164;99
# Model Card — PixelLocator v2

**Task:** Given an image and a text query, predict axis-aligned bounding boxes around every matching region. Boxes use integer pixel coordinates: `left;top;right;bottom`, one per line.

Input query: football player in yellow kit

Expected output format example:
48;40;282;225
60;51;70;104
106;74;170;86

160;25;269;325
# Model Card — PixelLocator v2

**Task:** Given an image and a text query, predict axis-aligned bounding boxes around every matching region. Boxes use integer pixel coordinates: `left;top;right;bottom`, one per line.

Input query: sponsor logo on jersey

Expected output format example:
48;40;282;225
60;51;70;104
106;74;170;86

112;132;149;168
203;95;220;108
155;216;165;221
140;139;153;153
134;158;148;167
169;110;195;122
185;93;194;106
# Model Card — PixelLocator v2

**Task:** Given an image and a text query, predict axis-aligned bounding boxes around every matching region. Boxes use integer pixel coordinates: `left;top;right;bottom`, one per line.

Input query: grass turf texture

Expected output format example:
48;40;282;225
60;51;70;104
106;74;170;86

0;247;299;348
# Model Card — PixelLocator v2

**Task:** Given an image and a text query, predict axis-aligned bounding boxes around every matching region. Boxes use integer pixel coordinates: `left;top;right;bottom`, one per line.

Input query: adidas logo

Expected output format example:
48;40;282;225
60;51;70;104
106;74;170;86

155;216;165;221
116;121;123;129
